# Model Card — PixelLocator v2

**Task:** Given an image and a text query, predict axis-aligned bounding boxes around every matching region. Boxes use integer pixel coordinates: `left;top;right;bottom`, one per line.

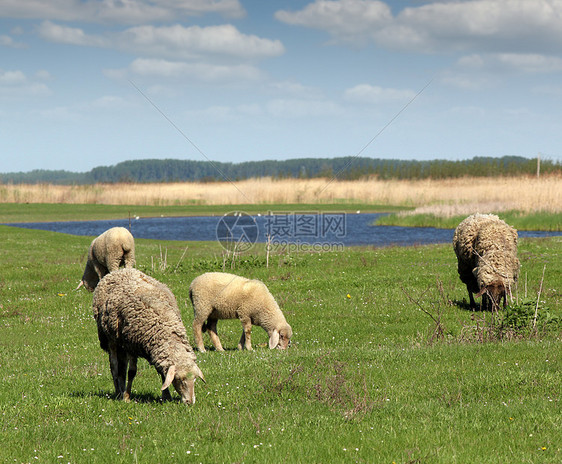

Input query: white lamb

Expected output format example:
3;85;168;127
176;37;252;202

189;272;292;352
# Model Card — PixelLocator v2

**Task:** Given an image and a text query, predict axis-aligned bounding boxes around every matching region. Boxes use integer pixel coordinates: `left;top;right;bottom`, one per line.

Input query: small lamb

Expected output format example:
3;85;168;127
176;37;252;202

93;268;204;404
453;213;520;311
189;272;292;352
78;227;135;291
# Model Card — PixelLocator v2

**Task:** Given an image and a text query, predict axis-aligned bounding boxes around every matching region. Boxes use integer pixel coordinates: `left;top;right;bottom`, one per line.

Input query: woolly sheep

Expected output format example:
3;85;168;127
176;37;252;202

453;213;520;311
93;268;205;404
189;272;292;352
79;227;135;292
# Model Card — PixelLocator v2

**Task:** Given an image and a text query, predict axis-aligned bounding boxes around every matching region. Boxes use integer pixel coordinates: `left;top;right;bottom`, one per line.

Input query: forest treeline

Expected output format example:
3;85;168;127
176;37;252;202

1;155;559;184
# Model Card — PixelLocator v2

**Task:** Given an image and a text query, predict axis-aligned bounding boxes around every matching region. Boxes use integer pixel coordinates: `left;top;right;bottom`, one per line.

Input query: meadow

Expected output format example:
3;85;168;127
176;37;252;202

1;220;561;463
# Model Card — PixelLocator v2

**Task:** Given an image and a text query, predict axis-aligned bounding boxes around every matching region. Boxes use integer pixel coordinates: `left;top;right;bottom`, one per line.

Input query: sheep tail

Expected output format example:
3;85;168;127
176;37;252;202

189;289;207;332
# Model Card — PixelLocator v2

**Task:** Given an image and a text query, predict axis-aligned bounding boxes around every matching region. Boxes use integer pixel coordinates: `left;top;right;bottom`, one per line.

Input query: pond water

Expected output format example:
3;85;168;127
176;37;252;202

4;213;560;248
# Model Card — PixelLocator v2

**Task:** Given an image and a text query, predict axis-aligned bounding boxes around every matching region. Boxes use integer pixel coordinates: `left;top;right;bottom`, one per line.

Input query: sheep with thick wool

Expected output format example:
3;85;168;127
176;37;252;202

93;268;205;404
453;213;520;311
79;227;135;292
189;272;292;352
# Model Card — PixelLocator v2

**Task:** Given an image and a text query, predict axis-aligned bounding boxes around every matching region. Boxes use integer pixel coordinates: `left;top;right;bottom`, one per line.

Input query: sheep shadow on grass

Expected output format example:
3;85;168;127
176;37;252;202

197;345;241;353
452;298;490;312
70;390;177;404
453;298;509;313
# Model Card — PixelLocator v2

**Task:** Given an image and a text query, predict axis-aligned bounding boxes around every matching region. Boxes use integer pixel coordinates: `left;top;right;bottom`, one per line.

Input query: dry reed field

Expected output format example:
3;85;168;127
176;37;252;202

0;175;560;214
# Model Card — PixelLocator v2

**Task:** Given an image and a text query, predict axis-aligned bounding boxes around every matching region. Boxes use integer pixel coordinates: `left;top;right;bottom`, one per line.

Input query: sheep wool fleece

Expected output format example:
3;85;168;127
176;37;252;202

453;213;520;304
92;268;203;407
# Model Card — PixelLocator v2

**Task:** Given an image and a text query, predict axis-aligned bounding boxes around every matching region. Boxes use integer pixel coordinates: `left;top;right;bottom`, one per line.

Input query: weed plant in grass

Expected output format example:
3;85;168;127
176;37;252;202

0;225;561;463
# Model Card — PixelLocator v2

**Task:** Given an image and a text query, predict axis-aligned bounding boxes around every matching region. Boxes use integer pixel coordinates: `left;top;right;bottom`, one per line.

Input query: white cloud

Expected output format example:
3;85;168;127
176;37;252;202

35;70;51;80
0;69;52;97
0;0;245;24
275;0;392;44
129;58;189;77
0;34;26;48
0;70;26;84
268;80;324;99
91;95;129;109
38;21;108;46
120;24;284;60
495;53;562;73
387;0;562;53
37;22;284;62
129;58;264;82
276;0;562;54
451;52;562;79
184;103;264;122
102;67;127;80
344;84;416;104
456;54;486;70
32;105;78;120
440;73;497;90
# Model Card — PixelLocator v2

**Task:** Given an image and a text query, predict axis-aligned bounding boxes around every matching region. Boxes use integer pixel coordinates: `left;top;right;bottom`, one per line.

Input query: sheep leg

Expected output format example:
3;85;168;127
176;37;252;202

238;318;253;351
92;258;108;281
106;253;122;273
109;345;127;399
468;288;476;310
109;349;120;396
238;330;245;351
123;355;137;403
123;251;135;268
192;319;207;353
206;318;224;352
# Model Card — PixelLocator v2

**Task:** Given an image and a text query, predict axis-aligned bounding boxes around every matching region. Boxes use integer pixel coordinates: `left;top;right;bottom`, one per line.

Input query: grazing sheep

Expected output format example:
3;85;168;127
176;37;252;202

93;268;205;404
79;227;135;291
189;272;292;352
453;213;520;311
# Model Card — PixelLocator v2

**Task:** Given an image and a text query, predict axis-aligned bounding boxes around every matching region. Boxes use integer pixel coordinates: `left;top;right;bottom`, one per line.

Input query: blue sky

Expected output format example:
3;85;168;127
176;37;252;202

1;0;562;173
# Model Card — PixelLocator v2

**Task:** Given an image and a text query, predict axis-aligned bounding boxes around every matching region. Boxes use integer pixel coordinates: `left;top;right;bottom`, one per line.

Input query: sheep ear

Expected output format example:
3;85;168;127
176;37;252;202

75;280;84;291
269;330;280;349
162;365;176;390
476;287;487;298
196;365;206;384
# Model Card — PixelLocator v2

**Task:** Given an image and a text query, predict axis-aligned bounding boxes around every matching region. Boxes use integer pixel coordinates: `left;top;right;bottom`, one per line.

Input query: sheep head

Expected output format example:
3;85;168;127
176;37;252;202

162;364;205;405
80;261;99;292
476;281;506;311
269;323;293;350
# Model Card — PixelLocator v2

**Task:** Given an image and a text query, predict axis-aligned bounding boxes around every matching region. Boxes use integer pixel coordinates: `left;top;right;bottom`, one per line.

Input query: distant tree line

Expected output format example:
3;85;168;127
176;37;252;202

1;156;559;184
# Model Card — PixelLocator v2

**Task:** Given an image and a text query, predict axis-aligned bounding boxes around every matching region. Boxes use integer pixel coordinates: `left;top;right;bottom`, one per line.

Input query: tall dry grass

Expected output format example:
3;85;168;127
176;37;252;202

0;175;560;214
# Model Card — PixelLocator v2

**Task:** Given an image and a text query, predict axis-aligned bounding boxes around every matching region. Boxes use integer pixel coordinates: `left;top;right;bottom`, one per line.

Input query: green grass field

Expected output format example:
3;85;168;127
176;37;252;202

376;211;562;231
1;220;561;463
0;203;403;224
